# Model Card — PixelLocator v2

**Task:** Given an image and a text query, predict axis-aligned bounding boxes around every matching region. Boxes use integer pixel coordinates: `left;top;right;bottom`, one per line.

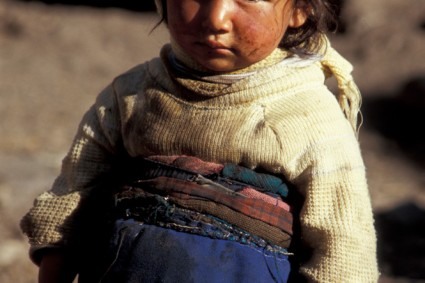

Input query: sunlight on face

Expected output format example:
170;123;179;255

166;0;306;72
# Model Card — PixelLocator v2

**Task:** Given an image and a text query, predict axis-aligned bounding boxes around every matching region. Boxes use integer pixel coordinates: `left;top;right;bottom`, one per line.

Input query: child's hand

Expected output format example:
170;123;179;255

38;249;77;283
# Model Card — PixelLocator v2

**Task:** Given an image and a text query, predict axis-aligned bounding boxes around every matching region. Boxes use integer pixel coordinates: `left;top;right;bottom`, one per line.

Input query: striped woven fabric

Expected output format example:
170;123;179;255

131;176;293;235
117;156;294;248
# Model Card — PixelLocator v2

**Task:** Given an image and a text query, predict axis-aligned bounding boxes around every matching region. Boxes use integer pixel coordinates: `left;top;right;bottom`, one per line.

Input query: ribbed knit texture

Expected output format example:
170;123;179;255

20;43;379;282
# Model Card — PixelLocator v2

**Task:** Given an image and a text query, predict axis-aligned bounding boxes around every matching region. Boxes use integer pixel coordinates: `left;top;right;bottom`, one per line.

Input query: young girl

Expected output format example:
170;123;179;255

21;0;379;282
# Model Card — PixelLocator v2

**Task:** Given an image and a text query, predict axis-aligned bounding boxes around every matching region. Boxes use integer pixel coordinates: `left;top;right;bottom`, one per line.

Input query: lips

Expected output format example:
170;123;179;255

193;39;234;57
204;40;229;49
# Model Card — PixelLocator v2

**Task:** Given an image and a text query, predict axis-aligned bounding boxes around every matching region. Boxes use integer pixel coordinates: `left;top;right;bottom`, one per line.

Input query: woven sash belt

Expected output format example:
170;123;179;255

115;156;293;250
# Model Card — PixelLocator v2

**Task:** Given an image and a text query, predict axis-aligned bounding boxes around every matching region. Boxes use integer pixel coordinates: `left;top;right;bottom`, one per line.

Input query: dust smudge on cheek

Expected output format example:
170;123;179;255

238;18;267;58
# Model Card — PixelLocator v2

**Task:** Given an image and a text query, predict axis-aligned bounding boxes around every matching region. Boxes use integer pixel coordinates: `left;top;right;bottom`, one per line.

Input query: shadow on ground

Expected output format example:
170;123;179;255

364;78;425;279
375;202;425;279
362;76;425;168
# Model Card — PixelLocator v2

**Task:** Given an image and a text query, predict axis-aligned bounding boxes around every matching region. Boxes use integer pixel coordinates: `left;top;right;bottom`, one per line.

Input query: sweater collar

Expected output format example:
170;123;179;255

158;36;361;135
159;44;321;101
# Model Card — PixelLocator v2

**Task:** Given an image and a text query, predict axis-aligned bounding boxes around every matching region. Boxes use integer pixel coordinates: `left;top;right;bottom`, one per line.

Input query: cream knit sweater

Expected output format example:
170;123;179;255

21;43;379;282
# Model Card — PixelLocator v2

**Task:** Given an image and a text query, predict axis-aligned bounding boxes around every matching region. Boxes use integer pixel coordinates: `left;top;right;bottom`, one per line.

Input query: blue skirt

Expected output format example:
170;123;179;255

85;219;291;283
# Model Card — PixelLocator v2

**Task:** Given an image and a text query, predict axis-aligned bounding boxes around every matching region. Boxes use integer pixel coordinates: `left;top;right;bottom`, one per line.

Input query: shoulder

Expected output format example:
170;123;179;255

110;44;174;98
111;56;165;96
268;69;354;138
263;75;360;172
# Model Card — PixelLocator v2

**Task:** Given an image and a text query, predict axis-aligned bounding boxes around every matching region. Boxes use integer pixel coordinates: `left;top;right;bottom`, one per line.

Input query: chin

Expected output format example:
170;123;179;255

200;61;241;73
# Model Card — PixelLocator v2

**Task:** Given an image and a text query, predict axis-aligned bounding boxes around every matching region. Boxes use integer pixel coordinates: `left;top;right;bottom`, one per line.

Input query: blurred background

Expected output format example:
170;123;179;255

0;0;424;282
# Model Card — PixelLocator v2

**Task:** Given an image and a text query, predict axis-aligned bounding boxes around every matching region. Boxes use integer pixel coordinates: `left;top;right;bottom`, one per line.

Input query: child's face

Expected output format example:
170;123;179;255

166;0;306;72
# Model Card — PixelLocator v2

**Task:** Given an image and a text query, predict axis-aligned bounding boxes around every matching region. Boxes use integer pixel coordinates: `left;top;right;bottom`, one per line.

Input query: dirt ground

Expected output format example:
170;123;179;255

0;0;424;282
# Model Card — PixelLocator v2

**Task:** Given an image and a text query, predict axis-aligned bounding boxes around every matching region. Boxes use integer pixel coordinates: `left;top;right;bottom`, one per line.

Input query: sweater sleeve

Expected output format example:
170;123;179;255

20;84;124;264
292;134;379;282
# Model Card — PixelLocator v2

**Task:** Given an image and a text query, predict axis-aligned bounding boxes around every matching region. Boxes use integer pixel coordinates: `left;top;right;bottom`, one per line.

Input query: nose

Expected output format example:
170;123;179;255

202;0;233;33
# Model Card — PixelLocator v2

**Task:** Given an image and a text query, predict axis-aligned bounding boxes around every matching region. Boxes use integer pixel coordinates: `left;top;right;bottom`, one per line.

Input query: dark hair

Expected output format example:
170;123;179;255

282;0;339;55
156;0;338;55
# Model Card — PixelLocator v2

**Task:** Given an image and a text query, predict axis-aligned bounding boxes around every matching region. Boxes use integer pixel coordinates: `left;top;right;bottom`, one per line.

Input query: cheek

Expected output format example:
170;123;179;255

167;1;199;28
237;17;283;57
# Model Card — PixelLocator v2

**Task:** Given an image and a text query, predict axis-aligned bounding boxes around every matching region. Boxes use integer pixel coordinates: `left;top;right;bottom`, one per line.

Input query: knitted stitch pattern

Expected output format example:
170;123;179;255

21;44;379;282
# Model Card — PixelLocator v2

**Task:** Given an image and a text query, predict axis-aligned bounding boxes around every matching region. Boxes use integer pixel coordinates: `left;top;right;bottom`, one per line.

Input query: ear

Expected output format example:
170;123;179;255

289;7;308;28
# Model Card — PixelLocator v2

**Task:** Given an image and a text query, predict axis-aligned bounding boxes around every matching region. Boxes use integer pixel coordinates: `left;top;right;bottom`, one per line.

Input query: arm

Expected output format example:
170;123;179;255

20;84;125;268
294;136;379;282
